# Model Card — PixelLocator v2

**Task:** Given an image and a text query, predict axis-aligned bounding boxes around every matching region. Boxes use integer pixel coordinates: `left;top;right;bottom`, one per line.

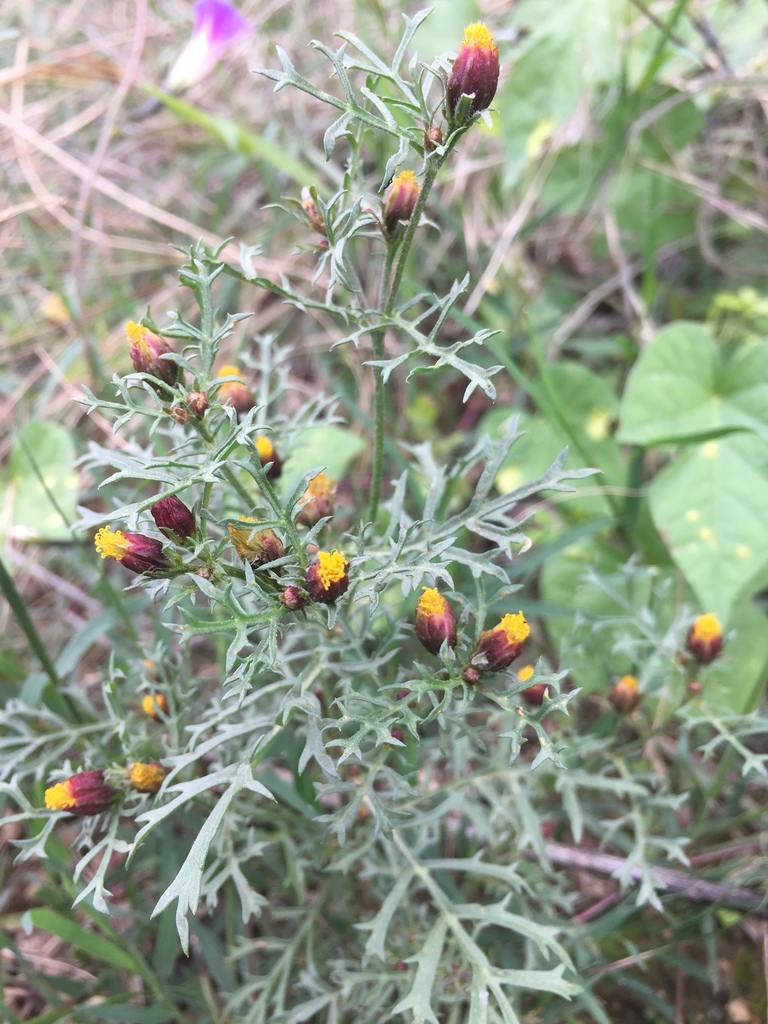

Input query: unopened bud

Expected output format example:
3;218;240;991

298;473;335;528
415;587;458;655
469;612;530;675
169;405;189;424
216;364;253;413
95;527;171;575
150;495;196;542
424;125;443;151
686;613;723;665
255;435;282;478
280;585;308;611
228;517;284;567
382;171;420;237
187;391;209;418
301;186;326;235
127;321;178;389
446;23;500;124
45;769;118;816
609;675;640;713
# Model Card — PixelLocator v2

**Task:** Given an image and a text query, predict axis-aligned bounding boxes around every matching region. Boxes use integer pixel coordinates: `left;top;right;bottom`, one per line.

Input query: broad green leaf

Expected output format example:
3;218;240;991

22;908;144;974
617;322;768;446
701;599;768;713
2;421;77;544
280;425;366;497
648;433;768;623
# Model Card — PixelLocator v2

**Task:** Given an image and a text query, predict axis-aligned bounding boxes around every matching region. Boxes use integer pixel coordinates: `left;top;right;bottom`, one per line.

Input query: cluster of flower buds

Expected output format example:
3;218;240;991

686;613;723;665
44;763;168;816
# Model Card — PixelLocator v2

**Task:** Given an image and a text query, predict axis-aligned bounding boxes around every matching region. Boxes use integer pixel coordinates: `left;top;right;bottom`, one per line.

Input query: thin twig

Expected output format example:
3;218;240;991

539;842;768;919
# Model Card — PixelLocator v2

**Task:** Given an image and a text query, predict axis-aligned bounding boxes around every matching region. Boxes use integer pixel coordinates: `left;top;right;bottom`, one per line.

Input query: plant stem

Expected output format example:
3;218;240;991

367;149;453;523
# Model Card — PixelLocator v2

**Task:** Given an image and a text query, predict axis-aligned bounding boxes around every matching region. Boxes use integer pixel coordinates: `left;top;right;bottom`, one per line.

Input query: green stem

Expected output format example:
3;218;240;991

367;146;457;523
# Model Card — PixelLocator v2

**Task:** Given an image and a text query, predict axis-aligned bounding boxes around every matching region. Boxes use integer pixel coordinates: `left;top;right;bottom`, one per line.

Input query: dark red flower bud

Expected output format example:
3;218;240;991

187;391;209;418
689;680;703;697
424;125;443;152
522;684;547;707
280;585;308;611
415;587;458;655
255;435;282;479
169;405;189;424
397;689;410;701
469;613;530;675
150;495;196;542
216;364;253;414
686;614;723;665
301;186;326;235
446;23;500;123
382;171;420;237
609;675;640;713
228;518;284;567
126;322;178;388
305;550;350;603
94;527;171;574
297;473;335;528
45;769;118;816
463;666;482;686
390;728;404;744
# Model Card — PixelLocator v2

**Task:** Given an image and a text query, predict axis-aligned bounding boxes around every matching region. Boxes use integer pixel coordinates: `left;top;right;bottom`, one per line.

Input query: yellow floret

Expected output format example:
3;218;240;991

256;436;274;459
617;674;638;691
142;693;167;717
305;473;334;498
462;22;496;51
125;321;145;344
128;763;165;792
94;526;129;561
517;665;534;683
317;550;347;590
216;364;245;381
418;587;445;617
45;780;76;811
691;613;721;643
498;612;530;644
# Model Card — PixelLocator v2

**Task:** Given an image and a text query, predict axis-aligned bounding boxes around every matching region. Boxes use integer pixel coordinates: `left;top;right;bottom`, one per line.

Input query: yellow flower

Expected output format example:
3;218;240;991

306;550;350;603
128;762;166;794
415;587;458;655
610;675;640;713
469;612;530;675
517;665;534;684
142;692;168;718
686;613;724;665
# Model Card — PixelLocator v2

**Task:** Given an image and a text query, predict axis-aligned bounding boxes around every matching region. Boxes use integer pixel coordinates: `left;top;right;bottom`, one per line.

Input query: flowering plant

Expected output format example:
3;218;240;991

5;10;764;1023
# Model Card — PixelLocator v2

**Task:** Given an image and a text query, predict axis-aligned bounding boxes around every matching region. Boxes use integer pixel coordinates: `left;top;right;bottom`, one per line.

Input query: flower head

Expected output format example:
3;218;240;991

306;550;350;603
126;321;178;388
255;435;282;478
382;171;420;237
469;612;530;674
298;473;335;528
686;613;723;665
216;364;253;413
150;495;196;542
228;517;284;567
446;23;500;123
142;692;168;718
166;0;252;93
44;769;118;816
127;762;167;794
280;585;308;611
610;674;640;713
95;527;170;575
415;587;458;655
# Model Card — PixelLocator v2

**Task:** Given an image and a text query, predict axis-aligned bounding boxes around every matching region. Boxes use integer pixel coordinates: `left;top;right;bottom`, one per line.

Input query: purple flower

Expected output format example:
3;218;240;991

166;0;252;93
